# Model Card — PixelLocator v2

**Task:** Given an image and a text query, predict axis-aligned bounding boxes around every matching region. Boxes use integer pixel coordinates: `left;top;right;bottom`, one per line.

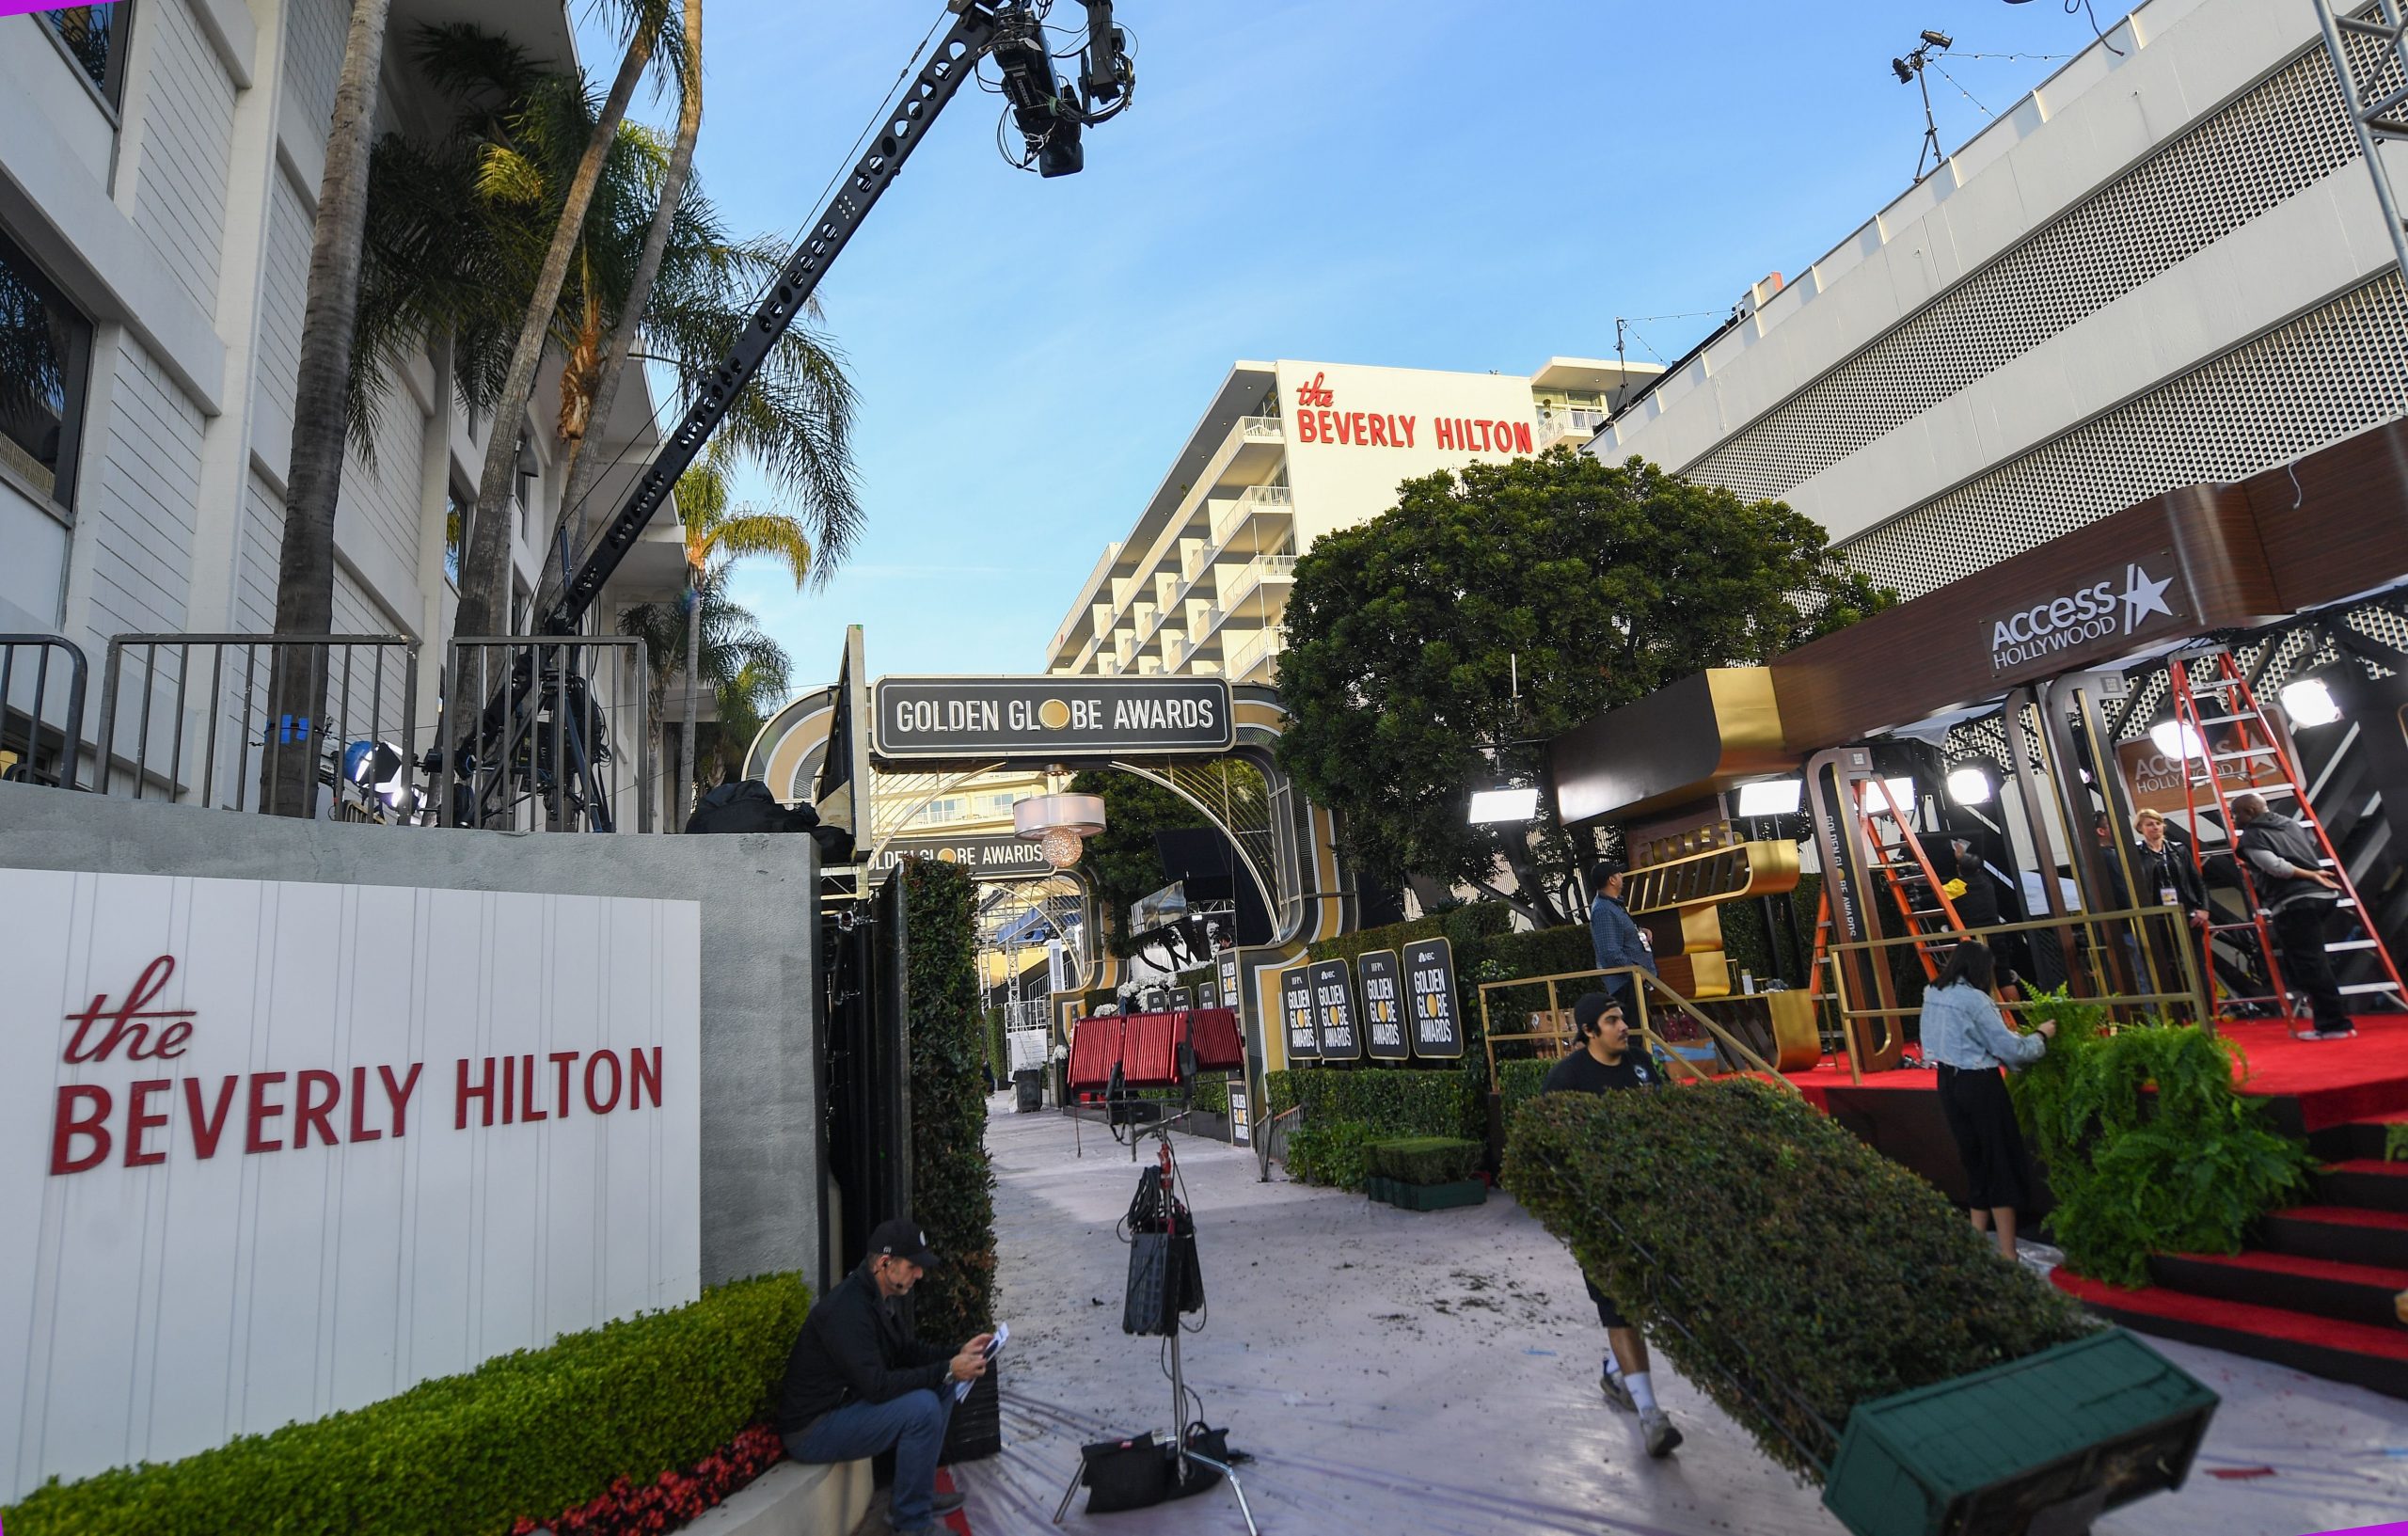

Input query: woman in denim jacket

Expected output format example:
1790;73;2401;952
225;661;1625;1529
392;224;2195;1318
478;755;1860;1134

1921;940;2055;1261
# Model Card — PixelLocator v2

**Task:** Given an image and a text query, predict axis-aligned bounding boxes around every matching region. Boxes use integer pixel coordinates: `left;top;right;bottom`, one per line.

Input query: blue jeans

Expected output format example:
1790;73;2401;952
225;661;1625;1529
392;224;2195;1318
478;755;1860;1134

785;1387;953;1528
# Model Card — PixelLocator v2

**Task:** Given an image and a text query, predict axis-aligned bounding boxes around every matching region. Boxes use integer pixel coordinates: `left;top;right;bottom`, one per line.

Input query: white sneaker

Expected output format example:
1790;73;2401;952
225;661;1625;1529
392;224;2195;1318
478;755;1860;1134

1599;1367;1636;1413
1641;1408;1683;1459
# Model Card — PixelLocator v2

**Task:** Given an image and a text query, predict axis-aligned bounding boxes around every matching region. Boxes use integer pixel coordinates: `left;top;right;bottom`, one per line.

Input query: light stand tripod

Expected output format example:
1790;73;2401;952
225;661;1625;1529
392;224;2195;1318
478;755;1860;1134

1892;28;1954;183
1053;1128;1258;1534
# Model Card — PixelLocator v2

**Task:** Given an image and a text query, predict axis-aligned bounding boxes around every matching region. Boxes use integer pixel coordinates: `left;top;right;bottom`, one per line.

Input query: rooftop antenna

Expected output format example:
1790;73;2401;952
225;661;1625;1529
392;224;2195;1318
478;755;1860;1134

1893;29;1955;182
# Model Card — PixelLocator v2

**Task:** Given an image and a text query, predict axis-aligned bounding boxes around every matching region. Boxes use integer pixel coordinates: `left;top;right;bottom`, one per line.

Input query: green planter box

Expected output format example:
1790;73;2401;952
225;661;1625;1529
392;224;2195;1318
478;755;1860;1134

1386;1178;1487;1212
1367;1175;1393;1205
1823;1329;2217;1536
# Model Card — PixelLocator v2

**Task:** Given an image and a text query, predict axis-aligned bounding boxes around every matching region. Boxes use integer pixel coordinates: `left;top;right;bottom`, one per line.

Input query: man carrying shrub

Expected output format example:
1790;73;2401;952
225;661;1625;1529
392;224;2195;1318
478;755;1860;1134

1541;992;1683;1460
779;1217;994;1533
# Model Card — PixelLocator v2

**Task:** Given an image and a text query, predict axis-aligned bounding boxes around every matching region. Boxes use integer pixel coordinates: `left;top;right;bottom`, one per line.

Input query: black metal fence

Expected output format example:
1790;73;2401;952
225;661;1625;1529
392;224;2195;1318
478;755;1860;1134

0;635;88;788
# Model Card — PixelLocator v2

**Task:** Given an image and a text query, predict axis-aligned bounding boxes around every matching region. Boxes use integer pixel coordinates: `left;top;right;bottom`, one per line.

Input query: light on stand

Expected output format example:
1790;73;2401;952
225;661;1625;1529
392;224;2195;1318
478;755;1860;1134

1016;792;1107;868
1855;776;1920;816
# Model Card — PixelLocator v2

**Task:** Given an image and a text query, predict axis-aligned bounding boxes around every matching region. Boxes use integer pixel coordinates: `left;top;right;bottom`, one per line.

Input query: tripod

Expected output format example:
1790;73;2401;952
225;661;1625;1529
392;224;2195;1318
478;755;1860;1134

437;645;618;831
1053;1128;1258;1534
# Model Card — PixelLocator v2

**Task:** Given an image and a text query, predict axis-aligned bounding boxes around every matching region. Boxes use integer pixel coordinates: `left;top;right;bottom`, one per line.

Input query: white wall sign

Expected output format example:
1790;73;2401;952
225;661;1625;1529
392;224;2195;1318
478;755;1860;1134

0;870;703;1500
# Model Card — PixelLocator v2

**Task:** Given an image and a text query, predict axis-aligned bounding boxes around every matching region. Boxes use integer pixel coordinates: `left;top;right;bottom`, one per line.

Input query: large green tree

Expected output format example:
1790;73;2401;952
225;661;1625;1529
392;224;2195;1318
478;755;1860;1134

1275;448;1891;926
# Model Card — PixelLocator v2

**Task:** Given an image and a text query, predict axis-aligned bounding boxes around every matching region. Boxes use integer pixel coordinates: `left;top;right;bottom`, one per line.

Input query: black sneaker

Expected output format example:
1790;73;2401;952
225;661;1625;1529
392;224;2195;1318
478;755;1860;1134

931;1490;966;1516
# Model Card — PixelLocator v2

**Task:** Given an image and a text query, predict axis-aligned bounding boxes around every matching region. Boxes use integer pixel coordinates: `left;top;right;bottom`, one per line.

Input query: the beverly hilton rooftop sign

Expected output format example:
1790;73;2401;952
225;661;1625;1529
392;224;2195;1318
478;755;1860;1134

870;675;1235;762
1986;562;2179;674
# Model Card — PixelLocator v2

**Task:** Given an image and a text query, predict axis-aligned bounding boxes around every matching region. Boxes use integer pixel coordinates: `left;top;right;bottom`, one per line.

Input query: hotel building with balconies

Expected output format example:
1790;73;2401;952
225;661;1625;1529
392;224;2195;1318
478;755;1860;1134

1043;356;1656;683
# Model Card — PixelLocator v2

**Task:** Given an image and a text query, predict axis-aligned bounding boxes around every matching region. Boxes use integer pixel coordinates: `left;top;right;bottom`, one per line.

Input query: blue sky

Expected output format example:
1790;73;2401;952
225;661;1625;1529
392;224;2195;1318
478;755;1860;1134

575;0;2138;689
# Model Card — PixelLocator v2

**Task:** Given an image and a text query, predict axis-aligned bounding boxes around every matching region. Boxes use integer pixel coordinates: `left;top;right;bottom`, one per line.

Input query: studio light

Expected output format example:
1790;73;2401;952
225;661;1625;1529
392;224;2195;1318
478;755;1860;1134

1736;778;1803;816
1921;28;1954;47
1946;766;1994;805
1467;786;1540;824
2149;720;2209;761
2281;676;2344;728
1855;775;1919;816
1892;55;1915;84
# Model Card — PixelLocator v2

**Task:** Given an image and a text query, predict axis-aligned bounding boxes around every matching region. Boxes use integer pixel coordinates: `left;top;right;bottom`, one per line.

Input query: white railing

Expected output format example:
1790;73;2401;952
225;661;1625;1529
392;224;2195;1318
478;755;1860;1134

1225;625;1287;680
1239;415;1284;440
1218;552;1298;610
1208;483;1292;549
1534;406;1607;448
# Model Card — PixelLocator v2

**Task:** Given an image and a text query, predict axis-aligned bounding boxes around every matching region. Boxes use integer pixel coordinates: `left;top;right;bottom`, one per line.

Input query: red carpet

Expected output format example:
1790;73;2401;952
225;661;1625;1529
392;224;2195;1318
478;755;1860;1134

2049;1267;2408;1364
1782;1013;2408;1130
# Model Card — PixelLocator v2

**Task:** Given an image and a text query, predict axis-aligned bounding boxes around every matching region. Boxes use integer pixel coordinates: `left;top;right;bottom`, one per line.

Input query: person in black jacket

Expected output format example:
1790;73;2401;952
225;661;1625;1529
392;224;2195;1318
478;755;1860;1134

2131;808;2210;1012
2233;793;2351;1039
780;1217;993;1533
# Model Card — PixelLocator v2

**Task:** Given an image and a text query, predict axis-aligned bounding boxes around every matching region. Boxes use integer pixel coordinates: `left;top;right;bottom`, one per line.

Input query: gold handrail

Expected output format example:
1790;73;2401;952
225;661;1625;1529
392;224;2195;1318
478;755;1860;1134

1819;902;2210;1085
1478;964;1802;1096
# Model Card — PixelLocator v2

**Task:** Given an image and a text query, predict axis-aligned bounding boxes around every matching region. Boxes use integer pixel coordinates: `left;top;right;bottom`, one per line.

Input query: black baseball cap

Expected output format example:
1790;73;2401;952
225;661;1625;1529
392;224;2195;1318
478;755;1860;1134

1573;991;1622;1033
866;1216;939;1268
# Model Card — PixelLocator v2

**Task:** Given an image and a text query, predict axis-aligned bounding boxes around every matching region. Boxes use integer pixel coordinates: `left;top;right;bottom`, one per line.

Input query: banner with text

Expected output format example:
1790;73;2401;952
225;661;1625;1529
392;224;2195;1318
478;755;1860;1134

0;869;702;1500
1280;964;1320;1060
1309;958;1361;1060
1356;949;1409;1061
870;675;1235;762
1402;938;1464;1058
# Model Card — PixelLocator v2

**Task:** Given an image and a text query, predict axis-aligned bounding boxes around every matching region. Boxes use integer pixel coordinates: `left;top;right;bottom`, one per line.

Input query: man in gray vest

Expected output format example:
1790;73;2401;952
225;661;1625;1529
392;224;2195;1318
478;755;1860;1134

2232;793;2351;1039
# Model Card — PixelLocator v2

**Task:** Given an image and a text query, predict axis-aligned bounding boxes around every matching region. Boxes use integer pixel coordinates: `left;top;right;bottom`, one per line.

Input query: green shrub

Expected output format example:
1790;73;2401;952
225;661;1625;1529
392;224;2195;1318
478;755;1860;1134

1509;1082;2088;1480
1368;1136;1481;1185
902;860;998;1348
1266;1066;1475;1140
2007;993;2314;1288
1497;1057;1552;1127
1286;1118;1375;1190
2387;1122;2408;1163
986;1006;1008;1082
2;1275;811;1536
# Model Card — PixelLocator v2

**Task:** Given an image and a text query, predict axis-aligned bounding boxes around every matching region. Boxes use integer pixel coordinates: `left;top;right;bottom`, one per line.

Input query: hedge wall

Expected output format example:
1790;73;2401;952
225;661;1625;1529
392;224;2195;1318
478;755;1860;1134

985;1006;1008;1083
1509;1083;2089;1480
902;860;998;1350
1266;1063;1477;1140
2;1275;811;1536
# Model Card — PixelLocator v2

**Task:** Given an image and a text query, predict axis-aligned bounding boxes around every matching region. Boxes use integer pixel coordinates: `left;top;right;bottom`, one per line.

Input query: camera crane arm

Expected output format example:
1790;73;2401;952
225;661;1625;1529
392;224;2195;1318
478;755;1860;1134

542;0;1126;635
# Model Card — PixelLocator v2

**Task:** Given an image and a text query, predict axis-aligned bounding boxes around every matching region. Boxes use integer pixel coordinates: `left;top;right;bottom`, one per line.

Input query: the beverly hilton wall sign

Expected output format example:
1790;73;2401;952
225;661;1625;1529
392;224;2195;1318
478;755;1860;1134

870;675;1236;762
1986;562;2179;674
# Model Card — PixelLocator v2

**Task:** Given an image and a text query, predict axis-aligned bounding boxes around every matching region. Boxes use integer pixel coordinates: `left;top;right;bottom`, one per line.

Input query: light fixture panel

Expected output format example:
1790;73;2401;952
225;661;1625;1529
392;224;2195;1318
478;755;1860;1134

1467;787;1540;824
1735;779;1803;816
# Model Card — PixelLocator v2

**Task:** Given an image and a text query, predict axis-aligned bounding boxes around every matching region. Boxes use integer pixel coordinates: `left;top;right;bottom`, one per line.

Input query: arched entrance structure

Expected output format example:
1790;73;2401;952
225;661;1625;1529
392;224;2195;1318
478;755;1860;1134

745;628;1354;1076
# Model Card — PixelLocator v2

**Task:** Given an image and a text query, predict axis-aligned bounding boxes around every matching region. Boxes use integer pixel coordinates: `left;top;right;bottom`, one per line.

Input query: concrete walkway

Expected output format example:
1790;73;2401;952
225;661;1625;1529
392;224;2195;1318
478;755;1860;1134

943;1095;2408;1536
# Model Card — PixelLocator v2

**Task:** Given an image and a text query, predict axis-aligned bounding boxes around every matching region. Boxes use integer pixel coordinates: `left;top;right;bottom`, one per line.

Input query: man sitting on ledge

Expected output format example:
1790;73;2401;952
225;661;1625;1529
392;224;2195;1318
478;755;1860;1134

780;1216;993;1534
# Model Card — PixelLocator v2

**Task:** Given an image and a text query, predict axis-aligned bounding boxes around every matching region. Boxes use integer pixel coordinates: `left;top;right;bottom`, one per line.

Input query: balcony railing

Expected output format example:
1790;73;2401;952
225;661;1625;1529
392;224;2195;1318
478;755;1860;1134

1219;552;1298;610
1208;483;1292;549
1225;625;1287;680
1238;415;1284;441
1534;406;1607;448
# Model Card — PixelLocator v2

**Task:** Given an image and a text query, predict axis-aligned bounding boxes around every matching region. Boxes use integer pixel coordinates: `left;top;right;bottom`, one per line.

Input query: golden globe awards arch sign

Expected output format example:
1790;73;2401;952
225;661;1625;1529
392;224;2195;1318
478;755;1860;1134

0;869;702;1501
869;675;1235;766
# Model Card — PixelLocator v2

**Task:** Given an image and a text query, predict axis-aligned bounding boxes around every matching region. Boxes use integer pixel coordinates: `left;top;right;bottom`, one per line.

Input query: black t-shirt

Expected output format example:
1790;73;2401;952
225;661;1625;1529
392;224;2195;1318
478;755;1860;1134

1542;1047;1661;1095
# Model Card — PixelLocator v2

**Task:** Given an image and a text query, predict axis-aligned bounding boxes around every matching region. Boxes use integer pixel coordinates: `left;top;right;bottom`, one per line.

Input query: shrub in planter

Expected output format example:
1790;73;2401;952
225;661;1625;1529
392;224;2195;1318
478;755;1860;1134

1496;1058;1551;1126
1265;1067;1474;1142
1509;1082;2090;1479
901;860;999;1349
4;1275;811;1536
1367;1136;1481;1186
2006;994;2314;1288
1285;1118;1374;1190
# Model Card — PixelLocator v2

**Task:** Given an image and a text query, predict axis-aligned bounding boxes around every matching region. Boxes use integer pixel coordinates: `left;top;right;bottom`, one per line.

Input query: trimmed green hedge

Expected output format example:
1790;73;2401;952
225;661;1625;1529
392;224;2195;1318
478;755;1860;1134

1497;1057;1552;1127
903;860;998;1349
3;1275;810;1536
1369;1136;1481;1185
985;1006;1008;1082
2007;993;2314;1288
1509;1082;2089;1480
1266;1064;1476;1140
1285;1119;1376;1190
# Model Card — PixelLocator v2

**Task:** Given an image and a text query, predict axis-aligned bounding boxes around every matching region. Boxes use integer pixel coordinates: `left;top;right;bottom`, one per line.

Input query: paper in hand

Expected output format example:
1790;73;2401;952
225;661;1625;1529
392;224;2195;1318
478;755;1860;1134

955;1321;1007;1401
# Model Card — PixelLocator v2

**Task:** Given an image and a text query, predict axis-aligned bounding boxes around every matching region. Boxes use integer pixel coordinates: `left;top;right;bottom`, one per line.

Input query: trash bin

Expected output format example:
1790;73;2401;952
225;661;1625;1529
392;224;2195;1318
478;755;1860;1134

1014;1069;1043;1113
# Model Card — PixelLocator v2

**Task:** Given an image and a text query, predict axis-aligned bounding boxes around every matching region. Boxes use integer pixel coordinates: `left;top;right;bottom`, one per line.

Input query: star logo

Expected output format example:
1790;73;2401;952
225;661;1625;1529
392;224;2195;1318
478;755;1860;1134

2120;563;2175;634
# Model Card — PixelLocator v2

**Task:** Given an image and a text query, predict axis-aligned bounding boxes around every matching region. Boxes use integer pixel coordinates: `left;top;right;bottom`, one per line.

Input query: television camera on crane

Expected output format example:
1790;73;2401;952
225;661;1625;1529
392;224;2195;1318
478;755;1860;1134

429;1;1134;829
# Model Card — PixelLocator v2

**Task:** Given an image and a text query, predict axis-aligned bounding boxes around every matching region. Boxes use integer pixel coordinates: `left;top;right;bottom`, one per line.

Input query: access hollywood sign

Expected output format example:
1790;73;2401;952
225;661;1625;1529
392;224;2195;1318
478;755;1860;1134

1987;562;2178;673
0;869;701;1499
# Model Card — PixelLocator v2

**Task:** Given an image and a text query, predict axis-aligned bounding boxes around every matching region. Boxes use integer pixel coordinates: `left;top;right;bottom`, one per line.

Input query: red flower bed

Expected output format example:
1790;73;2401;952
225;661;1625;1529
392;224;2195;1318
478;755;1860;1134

512;1422;784;1536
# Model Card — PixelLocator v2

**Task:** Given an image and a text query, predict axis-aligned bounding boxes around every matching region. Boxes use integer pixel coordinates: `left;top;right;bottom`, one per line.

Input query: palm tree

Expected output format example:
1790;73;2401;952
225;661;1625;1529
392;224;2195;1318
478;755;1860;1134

617;561;791;823
452;0;675;649
345;24;859;603
658;438;808;819
263;0;394;815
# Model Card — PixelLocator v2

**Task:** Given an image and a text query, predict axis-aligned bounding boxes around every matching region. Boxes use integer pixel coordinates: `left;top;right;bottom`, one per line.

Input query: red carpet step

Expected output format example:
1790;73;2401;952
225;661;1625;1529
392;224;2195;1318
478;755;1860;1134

2146;1249;2408;1330
2258;1205;2408;1269
2320;1159;2408;1212
2050;1268;2408;1400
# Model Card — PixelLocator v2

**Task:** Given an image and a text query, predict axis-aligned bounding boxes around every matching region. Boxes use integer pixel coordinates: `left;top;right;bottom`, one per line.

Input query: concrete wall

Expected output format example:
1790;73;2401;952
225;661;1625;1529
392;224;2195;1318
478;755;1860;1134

0;781;824;1288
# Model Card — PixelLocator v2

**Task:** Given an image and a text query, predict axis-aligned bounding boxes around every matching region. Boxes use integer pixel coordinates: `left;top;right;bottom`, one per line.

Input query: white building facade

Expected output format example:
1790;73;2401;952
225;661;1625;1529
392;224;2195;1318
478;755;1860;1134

0;0;683;799
1046;356;1655;682
1582;0;2408;605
